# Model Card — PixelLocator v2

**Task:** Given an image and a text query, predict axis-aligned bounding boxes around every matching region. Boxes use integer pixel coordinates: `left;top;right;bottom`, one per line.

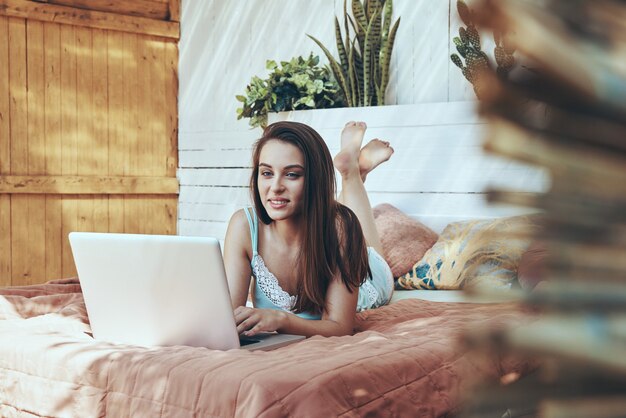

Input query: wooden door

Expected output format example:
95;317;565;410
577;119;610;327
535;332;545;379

0;0;180;286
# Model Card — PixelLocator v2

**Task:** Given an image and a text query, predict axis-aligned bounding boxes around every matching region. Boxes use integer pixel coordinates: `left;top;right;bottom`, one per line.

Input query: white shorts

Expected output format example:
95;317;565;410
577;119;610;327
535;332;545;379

356;247;394;312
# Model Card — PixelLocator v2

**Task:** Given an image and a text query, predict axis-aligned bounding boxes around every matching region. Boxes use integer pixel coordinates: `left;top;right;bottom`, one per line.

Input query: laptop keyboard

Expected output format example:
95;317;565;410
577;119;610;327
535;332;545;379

239;336;261;346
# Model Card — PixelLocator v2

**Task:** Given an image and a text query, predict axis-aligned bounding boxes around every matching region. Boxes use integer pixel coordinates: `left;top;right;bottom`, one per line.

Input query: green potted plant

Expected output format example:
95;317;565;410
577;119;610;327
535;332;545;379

236;54;345;128
308;0;400;107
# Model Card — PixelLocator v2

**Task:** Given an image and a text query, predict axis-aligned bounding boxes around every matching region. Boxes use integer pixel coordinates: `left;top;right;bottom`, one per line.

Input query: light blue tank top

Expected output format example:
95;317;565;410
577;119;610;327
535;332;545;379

243;207;321;320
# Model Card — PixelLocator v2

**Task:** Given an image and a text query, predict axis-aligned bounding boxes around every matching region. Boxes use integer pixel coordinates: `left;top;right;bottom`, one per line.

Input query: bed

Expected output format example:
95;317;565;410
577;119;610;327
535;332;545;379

1;102;547;416
0;277;536;417
0;208;542;417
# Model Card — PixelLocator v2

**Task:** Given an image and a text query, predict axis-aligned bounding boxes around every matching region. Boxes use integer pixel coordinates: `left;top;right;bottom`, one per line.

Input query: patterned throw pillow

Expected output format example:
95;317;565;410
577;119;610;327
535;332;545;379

395;215;538;291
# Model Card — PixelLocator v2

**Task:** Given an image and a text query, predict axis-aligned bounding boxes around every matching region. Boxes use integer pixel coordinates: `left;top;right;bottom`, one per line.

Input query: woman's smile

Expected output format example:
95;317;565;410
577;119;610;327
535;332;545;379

268;198;289;209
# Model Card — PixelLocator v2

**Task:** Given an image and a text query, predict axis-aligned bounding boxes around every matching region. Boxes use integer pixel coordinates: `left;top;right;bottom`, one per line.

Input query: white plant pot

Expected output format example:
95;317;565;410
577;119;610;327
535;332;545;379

267;102;479;131
267;102;480;149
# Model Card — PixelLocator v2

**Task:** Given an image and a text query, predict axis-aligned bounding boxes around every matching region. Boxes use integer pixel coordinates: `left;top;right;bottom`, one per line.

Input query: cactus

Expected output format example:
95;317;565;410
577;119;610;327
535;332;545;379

450;0;516;99
308;0;400;107
494;29;516;79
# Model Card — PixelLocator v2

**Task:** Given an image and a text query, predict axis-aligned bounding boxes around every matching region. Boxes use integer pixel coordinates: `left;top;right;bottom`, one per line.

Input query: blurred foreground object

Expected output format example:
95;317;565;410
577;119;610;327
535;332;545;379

461;0;626;417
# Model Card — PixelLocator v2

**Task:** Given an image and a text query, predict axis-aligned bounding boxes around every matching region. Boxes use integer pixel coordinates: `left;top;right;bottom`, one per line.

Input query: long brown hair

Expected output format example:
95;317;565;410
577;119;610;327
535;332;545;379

250;121;370;314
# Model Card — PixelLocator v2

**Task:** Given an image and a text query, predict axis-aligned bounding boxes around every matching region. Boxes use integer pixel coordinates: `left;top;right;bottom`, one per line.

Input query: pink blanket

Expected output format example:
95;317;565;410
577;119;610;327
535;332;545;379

0;279;533;417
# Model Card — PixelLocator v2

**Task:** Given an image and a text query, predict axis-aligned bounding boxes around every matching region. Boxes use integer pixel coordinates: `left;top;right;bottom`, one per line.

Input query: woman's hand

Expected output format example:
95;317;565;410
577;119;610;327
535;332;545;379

234;306;288;336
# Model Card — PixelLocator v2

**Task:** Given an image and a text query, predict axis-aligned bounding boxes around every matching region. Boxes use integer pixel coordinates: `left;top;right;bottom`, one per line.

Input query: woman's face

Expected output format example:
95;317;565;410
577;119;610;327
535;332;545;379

257;139;306;222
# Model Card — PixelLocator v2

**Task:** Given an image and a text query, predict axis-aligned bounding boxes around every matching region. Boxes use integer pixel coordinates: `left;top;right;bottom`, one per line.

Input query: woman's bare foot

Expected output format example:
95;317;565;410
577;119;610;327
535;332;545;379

333;121;366;177
358;139;394;181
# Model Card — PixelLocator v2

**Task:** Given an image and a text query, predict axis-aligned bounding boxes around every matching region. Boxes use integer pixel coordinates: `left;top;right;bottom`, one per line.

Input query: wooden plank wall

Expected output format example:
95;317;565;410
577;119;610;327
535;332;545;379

0;0;180;286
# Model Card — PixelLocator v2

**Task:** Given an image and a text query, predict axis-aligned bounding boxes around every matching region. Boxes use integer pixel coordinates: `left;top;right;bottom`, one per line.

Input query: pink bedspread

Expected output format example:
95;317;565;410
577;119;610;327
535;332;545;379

0;279;534;417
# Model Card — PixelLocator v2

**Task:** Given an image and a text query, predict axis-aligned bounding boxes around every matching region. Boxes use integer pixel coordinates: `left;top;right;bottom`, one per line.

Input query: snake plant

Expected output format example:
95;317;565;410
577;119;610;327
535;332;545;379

308;0;400;107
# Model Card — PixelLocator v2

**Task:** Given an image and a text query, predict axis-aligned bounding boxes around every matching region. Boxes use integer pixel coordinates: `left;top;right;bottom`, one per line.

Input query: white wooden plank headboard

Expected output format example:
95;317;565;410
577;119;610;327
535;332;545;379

177;101;549;239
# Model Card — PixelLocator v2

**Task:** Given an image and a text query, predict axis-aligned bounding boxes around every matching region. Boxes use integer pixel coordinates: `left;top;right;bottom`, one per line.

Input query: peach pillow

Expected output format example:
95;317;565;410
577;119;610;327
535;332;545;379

373;204;439;278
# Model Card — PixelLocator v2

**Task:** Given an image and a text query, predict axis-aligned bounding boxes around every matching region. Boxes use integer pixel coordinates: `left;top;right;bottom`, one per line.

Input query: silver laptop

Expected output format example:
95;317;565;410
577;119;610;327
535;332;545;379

69;232;304;351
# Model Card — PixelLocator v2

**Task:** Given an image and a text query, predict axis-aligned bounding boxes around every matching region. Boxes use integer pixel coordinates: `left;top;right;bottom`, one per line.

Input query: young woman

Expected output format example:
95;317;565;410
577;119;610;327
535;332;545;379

224;121;394;337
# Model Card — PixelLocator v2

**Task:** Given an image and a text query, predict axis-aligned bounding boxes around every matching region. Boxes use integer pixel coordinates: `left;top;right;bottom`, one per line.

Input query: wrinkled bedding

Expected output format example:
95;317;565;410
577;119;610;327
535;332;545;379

0;279;534;417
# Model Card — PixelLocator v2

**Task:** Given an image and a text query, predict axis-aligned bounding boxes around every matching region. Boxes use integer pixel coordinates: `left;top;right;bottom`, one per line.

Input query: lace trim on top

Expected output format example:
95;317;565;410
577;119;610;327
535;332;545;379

359;279;381;312
252;254;297;311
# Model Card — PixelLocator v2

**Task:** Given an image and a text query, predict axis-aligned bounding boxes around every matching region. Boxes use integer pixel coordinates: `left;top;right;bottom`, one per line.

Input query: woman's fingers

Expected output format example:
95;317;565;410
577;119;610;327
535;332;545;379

244;324;262;337
234;307;253;333
236;311;257;334
233;306;246;321
234;306;256;324
237;320;253;335
237;316;256;334
233;308;284;335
